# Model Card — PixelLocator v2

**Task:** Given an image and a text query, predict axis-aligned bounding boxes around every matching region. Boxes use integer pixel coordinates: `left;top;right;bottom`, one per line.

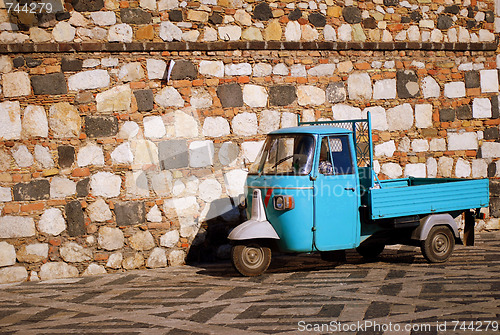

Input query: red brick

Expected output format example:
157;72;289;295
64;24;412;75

21;202;44;212
237;76;250;84
72;167;90;177
2;203;20;214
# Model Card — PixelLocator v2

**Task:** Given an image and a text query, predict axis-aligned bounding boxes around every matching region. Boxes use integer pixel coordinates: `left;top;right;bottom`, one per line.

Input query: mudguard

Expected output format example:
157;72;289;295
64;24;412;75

228;219;280;240
411;214;460;241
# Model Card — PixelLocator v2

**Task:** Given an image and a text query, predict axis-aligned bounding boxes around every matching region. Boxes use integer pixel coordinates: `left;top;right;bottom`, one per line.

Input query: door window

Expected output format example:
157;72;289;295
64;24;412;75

319;136;354;175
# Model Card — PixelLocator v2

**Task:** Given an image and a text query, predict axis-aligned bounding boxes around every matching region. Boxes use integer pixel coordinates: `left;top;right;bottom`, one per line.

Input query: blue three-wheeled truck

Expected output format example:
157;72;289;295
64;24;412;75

228;114;490;276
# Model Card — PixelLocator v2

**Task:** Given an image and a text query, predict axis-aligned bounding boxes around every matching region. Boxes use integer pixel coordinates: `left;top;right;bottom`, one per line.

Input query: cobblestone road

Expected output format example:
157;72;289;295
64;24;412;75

1;231;499;335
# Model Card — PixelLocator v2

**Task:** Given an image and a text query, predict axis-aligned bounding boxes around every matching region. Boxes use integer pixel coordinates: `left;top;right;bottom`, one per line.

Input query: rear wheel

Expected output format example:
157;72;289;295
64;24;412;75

231;243;271;277
356;244;385;260
421;226;455;263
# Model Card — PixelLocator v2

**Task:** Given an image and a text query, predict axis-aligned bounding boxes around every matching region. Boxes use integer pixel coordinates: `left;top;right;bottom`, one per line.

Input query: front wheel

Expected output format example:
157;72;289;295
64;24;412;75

231;243;271;277
421;226;455;263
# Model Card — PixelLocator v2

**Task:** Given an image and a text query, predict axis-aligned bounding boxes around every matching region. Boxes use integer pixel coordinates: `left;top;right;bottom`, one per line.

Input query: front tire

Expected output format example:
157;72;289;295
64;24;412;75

231;243;271;277
421;226;455;263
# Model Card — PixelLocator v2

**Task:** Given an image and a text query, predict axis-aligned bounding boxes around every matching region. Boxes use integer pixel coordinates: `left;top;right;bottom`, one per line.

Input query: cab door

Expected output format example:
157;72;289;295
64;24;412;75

313;135;360;250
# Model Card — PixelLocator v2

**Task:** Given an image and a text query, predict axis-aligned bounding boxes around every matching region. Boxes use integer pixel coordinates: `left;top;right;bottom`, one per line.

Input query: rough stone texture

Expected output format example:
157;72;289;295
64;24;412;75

3;71;31;98
189;141;214;168
119;63;145;82
129;231;155;251
146;248;167;268
167;249;185;266
258;110;280;134
386;103;413;131
203;117;230;137
348;73;372;100
415;104;433;128
465;71;480;88
125;171;149;198
269;85;296;106
13;180;50;201
285;21;301;41
224;169;247;198
82;263;107;276
243;85;268;108
77;144;105;167
120;8;152;24
225;63;252;76
96;85;131;113
65;200;86;237
232;112;258;136
0;101;22;140
422;76;440;98
58;146;75;168
374;140;396;158
49;102;81;138
123;253;145;270
0;187;12;202
61;58;83;72
448;132;478;151
411;139;429;152
111;142;133;164
0;242;16;267
84;116;119;138
72;0;104;12
108;24;133;42
381;163;402;179
22;105;48;138
199;179;222;202
159;140;188;169
457;104;473;120
40;262;79;281
87;199;112;222
146;205;163;222
114;201;146;226
439;108;455;122
332;104;362;120
190;88;213;109
134;89;154;111
98;226;124;251
16;243;49;263
473;98;492;118
217;83;243;108
373;79;396;100
218;142;239;166
444;82;466;98
0;216;35;238
199;60;224;77
455;158;471;178
0;267;28;283
76;178;90;198
160;230;179;248
11;145;33;168
50;176;76;199
397;70;420;98
297;85;326;106
481;142;500;158
60;242;92;263
90;172;122;198
106;252;123;269
404;163;426;178
68;70;110;91
31;73;67;95
155;86;184;108
144;115;166;139
343;7;362;24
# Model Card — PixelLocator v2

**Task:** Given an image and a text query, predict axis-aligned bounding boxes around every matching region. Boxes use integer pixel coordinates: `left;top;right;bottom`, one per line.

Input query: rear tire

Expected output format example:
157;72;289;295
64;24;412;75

356;244;384;259
421;226;455;263
231;243;271;277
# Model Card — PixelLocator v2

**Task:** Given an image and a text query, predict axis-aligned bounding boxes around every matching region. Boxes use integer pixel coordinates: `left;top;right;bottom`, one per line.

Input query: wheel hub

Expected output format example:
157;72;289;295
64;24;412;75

433;234;449;254
243;247;264;268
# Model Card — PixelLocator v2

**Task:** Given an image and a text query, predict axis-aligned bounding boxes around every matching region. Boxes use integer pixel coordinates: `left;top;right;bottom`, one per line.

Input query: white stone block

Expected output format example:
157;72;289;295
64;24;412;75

0;187;11;202
203;117;230;137
82;263;107;276
96;85;132;113
411;139;429;152
189;140;214;167
285;21;301;41
348;72;372;100
0;241;16;267
38;208;66;236
125;170;149;197
338;24;352;41
91;11;116;26
290;64;307;77
374;140;396;158
297;85;325;106
17;243;49;263
398;137;411;152
2;72;30;98
199;60;224;78
472;159;488;178
111;142;134;164
160;230;179;248
281;112;298;128
77;143;105;167
243;85;268;107
190;88;213;109
381;163;402;179
90;172;122;198
118;62;145;82
40;262;78;281
0;101;21;140
332;104;362;121
421;76;440;98
146;248;167;269
163;196;199;217
241;141;265;162
146;59;167;80
158;0;179;11
438;156;454;177
480;69;499;93
386;103;413;131
253;63;273;77
11;144;33;168
404;163;426;178
60;242;92;263
0;55;13;73
415;104;433;128
444;82;466;98
172;110;199;138
52;22;75;42
131;140;159;166
232;112;258;136
455;158;471;178
87;198;112;222
199;178;222;202
22;105;48;138
447;132;478;150
146;204;163;223
307;64;336;77
258;110;280;134
224;169;248;197
430;138;446;151
108;23;133;43
481;142;500;158
0;267;28;284
49;102;81;138
224;63;252;76
155;86;185;107
372;79;396;99
129;231;155;251
144;115;166;139
50;176;76;198
218;25;241;40
98;227;124;251
273;63;289;76
427;157;437;178
68;70;110;91
324;25;336;41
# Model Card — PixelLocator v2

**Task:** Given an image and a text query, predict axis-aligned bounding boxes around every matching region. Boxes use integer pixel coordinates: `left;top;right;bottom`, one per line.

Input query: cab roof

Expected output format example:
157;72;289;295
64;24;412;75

269;125;353;136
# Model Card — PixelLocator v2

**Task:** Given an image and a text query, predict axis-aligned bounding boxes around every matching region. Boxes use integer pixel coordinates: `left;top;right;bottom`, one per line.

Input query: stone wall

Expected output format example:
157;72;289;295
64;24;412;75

0;0;499;284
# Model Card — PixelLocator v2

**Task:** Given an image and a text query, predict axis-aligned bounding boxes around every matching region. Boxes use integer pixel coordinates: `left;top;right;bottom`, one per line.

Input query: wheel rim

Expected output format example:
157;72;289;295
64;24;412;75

432;233;450;256
241;246;265;269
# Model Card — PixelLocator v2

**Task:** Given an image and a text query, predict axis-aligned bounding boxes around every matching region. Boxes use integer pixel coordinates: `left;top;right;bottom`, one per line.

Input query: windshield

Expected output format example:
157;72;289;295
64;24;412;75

249;134;315;175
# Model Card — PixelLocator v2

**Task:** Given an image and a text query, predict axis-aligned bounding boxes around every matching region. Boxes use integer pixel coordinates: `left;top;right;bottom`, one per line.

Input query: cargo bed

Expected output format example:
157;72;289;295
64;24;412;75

369;177;489;220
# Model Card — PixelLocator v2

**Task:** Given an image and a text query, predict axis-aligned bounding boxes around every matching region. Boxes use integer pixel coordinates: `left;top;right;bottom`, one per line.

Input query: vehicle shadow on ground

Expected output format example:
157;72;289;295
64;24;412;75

191;247;421;278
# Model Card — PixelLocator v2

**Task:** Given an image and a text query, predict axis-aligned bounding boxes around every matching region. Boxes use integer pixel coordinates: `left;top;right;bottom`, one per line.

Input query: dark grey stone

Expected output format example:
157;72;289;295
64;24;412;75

253;2;272;21
491;95;499;119
65;200;86;237
56;12;71;20
490;197;500;218
308;13;326;27
343;7;361;24
466;20;476;29
396;70;420;98
484;127;499;140
170;60;197;80
31;73;68;95
456;104;472;120
61;58;83;72
464;71;480;88
326;82;346;103
488;162;497;178
58;146;75;168
444;5;460;14
71;0;104;12
401;16;411;24
439;108;455;122
25;58;42;68
134;89;154;111
37;13;56;28
13;57;24;68
84;116;118;138
363;17;377;29
159;140;189;170
485;10;495;23
383;0;398;6
120;8;152;24
76;178;89;198
13;180;50;201
410;11;422;22
490;181;500;196
169;10;183;22
269;85;297;106
209;12;223;25
114;201;145;226
217;83;243;108
437;15;453;30
288;8;301;21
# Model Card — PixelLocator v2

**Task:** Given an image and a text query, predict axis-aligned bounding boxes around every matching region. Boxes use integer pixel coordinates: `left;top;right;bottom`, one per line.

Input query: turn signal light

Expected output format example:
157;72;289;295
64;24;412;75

273;195;295;210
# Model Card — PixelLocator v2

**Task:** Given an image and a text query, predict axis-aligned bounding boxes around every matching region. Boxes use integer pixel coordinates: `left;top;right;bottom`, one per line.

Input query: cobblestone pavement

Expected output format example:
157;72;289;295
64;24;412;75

1;231;499;335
